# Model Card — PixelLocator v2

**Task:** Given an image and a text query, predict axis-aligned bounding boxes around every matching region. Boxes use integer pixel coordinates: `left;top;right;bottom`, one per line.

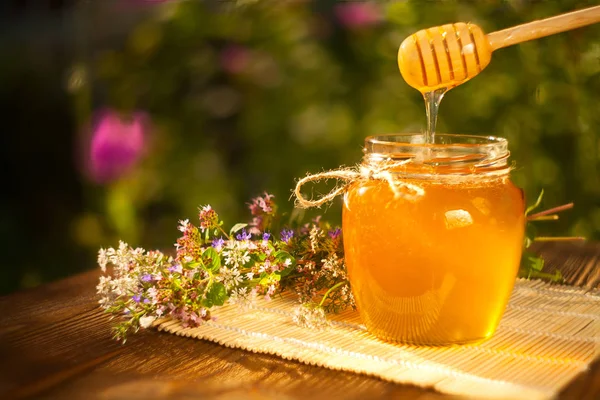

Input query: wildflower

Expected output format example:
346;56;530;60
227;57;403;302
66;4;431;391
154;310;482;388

258;259;272;273
198;205;219;232
132;294;142;303
248;216;264;235
212;237;225;252
168;263;182;274
146;287;158;304
228;287;256;307
328;227;342;240
248;192;275;215
222;246;251;268
140;273;153;282
321;253;346;279
281;228;294;243
292;304;330;330
262;232;271;241
218;267;245;290
309;226;322;252
178;219;190;232
98;248;108;272
88;108;148;184
175;221;201;261
236;229;251;241
248;193;276;234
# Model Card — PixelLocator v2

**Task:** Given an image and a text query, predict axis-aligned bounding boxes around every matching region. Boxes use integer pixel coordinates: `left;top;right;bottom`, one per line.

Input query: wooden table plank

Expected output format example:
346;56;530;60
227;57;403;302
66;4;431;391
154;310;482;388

0;242;598;400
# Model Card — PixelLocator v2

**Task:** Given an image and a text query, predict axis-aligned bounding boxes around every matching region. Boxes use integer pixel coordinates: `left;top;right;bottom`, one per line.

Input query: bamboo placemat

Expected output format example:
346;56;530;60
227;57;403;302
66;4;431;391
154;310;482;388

154;279;600;400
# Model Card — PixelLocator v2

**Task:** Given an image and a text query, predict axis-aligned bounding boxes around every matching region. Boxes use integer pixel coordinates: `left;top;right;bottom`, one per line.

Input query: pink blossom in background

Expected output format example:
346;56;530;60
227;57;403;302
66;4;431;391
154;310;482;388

88;109;148;184
220;45;251;74
334;2;382;29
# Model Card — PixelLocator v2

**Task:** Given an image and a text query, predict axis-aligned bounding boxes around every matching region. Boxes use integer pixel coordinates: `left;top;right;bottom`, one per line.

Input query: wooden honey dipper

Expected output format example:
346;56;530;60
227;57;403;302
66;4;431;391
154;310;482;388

398;5;600;92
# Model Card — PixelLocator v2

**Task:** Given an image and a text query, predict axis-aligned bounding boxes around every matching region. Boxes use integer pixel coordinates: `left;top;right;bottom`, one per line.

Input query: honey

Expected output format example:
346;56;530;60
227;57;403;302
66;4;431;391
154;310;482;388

342;134;525;345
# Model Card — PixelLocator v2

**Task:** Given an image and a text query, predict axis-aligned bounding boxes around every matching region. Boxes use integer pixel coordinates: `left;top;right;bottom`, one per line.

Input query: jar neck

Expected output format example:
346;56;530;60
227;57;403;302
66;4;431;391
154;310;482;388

363;134;512;180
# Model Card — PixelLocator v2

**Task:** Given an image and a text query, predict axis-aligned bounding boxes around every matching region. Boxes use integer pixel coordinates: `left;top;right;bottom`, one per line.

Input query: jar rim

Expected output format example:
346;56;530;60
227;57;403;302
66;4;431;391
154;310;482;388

363;133;511;178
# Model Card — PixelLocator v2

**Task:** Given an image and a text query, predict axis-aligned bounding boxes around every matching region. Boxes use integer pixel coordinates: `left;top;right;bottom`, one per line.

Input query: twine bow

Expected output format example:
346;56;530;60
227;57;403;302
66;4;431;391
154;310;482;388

294;159;425;209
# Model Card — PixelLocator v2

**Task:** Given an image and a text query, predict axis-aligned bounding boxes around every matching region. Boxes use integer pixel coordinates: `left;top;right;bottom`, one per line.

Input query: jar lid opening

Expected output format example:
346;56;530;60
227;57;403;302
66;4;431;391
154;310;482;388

364;134;511;177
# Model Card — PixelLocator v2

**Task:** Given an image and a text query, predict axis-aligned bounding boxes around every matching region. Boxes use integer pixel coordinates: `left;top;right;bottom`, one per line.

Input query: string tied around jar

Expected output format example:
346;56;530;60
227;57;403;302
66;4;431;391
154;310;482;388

294;159;425;209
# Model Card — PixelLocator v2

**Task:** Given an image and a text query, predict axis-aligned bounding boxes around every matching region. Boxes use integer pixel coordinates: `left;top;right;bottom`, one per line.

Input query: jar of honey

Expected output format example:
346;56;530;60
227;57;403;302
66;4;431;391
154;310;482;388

342;134;525;345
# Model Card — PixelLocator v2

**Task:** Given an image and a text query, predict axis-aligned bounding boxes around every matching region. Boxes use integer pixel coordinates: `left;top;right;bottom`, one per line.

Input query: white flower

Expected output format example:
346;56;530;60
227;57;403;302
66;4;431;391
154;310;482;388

258;259;271;273
217;267;244;289
284;258;292;267
228;287;249;306
146;287;158;304
98;248;108;272
246;272;255;280
223;248;251;268
178;219;190;232
320;253;346;279
139;316;156;329
309;226;322;253
292;304;330;330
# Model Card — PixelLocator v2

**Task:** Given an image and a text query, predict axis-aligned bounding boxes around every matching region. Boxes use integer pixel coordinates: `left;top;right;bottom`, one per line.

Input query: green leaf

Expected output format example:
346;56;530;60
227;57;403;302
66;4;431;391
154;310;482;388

205;282;227;307
528;255;544;271
519;250;545;279
186;261;203;269
230;223;248;235
525;189;544;216
202;247;221;272
523;223;537;249
274;250;293;264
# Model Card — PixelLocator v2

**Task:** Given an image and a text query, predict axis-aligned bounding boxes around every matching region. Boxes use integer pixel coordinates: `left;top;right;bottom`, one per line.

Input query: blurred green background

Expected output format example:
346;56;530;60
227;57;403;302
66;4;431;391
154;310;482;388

1;0;599;294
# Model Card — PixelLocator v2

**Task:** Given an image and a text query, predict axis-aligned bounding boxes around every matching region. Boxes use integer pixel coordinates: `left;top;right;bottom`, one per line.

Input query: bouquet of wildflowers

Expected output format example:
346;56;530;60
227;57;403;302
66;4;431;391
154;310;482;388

97;193;354;342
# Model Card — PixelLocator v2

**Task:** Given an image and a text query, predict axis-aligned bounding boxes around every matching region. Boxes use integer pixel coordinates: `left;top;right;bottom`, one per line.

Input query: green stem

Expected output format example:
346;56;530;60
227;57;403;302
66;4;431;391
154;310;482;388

528;203;573;219
218;225;231;240
534;236;586;242
527;215;559;222
318;281;345;307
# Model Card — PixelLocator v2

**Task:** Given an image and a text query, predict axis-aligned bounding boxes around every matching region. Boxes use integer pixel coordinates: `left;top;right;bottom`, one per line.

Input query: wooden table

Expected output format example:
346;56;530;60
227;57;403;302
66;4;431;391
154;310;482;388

1;242;599;400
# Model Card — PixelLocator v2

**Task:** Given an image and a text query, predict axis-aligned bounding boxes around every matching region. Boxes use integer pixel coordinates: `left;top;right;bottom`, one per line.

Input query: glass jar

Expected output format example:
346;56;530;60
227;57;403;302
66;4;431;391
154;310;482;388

342;134;525;345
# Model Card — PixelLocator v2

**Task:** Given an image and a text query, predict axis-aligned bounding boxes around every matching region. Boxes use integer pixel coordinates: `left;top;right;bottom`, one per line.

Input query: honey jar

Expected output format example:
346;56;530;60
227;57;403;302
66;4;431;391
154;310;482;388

342;134;525;345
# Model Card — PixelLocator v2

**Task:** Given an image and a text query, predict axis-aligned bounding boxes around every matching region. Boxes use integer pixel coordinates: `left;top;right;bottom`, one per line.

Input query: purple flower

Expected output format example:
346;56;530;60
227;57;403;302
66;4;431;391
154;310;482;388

334;3;382;29
141;273;153;282
143;298;151;304
262;232;271;241
328;228;342;240
236;229;251;241
168;264;182;274
281;228;294;243
88;108;148;184
132;294;142;303
212;237;225;251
